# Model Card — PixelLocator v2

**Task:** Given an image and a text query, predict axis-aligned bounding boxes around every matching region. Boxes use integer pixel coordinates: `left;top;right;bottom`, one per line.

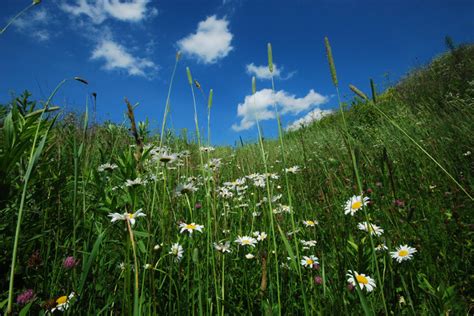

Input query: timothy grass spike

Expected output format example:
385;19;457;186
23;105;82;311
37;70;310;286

349;84;369;100
324;37;338;87
208;89;213;109
267;43;274;73
186;67;193;85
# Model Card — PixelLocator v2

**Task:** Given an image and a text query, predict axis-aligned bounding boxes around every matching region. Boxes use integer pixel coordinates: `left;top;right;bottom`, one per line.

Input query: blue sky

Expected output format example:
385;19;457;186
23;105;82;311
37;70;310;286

1;0;473;145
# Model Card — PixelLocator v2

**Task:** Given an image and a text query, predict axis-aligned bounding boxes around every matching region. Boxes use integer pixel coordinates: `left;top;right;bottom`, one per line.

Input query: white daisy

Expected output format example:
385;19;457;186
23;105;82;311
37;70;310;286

344;195;370;216
347;270;376;292
51;292;75;312
300;255;319;268
285;166;301;174
303;220;318;227
125;177;145;187
179;222;204;235
357;222;384;236
390;245;417;263
169;243;184;262
214;241;231;253
200;146;215;153
375;243;388;251
108;209;146;226
97;163;118;172
175;183;198;196
252;231;268;241
234;236;257;247
300;240;317;249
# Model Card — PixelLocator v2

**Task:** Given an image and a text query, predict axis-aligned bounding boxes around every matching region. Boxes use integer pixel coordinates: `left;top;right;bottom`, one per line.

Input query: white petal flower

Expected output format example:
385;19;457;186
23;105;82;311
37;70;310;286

390;245;417;263
344;195;370;216
234;236;257;247
300;255;319;268
179;222;204;235
357;222;384;236
347;270;376;292
169;243;184;262
108;209;146;226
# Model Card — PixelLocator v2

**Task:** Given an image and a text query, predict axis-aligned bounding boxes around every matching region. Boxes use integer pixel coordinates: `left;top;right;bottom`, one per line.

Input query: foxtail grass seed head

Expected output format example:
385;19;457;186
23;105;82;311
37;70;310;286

252;76;256;95
349;84;369;100
186;67;193;85
208;89;213;109
33;0;41;5
176;51;181;61
267;43;273;73
324;37;338;87
74;77;88;85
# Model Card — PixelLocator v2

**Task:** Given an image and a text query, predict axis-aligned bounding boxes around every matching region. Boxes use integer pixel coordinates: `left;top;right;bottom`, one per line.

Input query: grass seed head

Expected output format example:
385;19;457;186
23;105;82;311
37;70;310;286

324;37;338;87
349;84;369;100
208;89;213;109
267;43;273;73
186;67;193;85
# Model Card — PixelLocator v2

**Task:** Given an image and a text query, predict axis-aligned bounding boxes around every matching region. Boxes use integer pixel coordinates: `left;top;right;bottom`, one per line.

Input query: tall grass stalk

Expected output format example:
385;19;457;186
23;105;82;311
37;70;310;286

159;52;181;147
0;0;41;36
266;43;309;314
324;37;388;315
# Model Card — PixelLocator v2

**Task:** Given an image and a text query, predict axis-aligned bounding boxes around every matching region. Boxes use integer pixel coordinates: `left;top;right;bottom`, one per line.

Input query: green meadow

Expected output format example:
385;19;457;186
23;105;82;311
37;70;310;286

1;5;473;315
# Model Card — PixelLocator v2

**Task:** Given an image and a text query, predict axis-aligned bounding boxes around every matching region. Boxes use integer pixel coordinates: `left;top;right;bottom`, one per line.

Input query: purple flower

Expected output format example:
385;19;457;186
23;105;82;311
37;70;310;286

393;199;405;208
63;256;79;269
194;202;202;210
314;276;323;285
16;289;35;305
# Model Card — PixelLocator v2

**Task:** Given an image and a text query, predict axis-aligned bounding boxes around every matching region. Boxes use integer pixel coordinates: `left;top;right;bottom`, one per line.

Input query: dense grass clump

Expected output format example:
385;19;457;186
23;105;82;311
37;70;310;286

1;44;473;315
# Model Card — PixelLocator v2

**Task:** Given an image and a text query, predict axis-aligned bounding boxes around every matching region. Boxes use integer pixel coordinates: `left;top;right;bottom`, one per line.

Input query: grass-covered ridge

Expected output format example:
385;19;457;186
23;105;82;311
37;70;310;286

1;43;473;315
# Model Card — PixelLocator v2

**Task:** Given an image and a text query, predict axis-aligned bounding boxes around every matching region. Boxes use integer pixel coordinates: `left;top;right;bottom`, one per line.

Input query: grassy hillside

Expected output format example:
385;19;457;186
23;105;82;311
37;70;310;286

1;44;473;315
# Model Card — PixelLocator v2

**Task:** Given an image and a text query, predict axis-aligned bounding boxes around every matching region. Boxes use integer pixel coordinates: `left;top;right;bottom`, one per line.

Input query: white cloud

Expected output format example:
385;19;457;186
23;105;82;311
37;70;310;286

13;8;52;41
286;108;333;131
246;63;295;80
91;39;158;77
61;0;155;24
246;63;281;80
177;15;233;64
232;89;329;131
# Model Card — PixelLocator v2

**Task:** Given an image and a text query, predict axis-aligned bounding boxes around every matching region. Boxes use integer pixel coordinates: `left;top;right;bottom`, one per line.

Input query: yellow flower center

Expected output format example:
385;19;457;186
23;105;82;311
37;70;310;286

398;249;409;257
352;201;362;210
242;239;250;245
185;224;196;230
306;259;314;265
306;221;314;226
356;275;369;284
56;296;68;305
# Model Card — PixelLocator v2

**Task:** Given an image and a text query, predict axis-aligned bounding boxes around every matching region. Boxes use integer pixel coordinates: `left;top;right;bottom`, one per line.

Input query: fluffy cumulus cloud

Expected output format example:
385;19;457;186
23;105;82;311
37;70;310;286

177;15;233;64
91;39;158;77
286;108;333;131
232;89;329;131
61;0;157;24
